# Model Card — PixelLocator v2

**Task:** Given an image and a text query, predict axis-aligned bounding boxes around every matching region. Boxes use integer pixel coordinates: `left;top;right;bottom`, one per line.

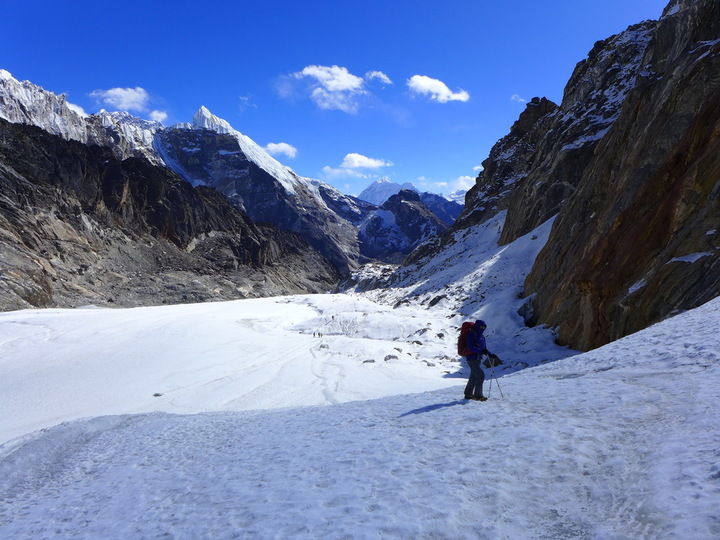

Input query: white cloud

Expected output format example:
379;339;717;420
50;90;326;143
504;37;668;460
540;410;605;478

310;87;363;114
407;75;470;103
292;65;367;112
511;94;527;103
90;86;167;122
473;165;484;171
322;152;393;180
341;153;393;169
238;95;257;112
297;65;365;92
453;175;476;192
149;110;168;123
66;102;87;117
90;87;150;112
322;165;370;179
366;70;393;85
265;142;298;159
286;65;392;114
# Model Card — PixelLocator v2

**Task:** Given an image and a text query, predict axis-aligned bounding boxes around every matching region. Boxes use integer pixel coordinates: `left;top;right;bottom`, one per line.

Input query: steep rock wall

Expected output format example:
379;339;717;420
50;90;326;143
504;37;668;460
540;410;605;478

525;0;720;350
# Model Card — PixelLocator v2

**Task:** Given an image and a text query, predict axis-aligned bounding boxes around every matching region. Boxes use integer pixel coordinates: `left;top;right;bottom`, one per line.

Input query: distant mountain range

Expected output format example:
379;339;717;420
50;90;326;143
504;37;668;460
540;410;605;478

0;0;717;355
0;69;463;308
358;178;463;227
0;71;461;275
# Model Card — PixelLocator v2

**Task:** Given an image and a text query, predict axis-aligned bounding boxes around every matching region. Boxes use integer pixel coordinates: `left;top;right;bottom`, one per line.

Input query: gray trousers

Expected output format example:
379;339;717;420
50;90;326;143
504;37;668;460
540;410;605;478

464;354;485;398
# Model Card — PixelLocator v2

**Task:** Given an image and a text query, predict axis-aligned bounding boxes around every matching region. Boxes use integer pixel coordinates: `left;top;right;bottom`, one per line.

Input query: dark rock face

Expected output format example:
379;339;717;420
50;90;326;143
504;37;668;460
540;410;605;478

499;21;657;245
418;192;463;227
0;119;339;311
396;0;718;351
154;127;363;274
358;190;449;263
453;97;559;232
420;20;655;265
525;0;720;350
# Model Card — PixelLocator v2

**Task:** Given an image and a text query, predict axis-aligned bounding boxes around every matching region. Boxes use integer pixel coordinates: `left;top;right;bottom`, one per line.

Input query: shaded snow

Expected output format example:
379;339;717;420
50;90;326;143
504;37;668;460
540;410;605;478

668;252;713;264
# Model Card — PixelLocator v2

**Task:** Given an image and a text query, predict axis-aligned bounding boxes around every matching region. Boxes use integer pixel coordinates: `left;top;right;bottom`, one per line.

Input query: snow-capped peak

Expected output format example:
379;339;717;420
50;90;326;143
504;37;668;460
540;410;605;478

0;70;89;141
191;106;298;196
192;105;234;134
359;179;418;206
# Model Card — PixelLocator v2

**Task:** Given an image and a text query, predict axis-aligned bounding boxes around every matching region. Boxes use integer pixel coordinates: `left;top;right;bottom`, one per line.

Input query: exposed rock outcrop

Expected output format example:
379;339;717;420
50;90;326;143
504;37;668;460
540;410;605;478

0;119;339;311
524;0;720;349
408;19;656;267
397;0;718;351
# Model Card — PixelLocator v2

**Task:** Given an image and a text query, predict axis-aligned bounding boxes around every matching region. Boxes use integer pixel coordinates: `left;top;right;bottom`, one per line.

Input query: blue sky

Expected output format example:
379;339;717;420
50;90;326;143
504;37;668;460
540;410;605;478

2;0;669;197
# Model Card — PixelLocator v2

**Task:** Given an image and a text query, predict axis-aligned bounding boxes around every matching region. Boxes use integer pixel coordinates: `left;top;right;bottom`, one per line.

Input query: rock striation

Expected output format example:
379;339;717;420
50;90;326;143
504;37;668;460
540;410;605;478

524;0;720;349
0;119;339;310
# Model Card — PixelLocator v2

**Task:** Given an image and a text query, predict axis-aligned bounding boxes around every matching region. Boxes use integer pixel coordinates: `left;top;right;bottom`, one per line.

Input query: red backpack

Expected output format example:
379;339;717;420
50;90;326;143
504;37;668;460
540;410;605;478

457;321;475;356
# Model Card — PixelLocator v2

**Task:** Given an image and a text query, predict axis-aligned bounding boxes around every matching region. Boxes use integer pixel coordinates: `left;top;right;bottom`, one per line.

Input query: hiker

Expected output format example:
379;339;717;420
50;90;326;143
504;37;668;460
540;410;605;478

464;319;492;401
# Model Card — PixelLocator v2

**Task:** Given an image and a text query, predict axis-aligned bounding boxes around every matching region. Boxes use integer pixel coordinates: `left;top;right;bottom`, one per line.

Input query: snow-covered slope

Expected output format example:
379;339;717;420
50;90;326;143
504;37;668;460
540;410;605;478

0;212;569;443
0;176;717;536
0;295;717;538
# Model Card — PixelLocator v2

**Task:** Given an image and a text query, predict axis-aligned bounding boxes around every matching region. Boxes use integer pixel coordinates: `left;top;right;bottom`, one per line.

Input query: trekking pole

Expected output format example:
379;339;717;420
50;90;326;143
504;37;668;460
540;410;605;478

489;356;504;399
493;371;504;398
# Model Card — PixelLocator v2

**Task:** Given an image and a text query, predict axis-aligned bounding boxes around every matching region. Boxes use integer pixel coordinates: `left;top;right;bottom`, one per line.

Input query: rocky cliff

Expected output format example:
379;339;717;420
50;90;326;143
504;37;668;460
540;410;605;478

401;0;718;351
524;0;720;349
454;19;657;242
411;18;656;267
0;119;339;310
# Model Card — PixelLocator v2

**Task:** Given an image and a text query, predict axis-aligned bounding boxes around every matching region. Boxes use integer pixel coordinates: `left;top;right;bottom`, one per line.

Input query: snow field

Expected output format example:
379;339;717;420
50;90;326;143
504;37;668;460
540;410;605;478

0;297;718;538
0;209;717;538
0;294;465;446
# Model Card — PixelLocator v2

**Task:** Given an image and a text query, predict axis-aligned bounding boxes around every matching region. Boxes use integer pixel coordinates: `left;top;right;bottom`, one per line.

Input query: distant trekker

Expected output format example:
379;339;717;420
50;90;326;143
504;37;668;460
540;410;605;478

459;319;496;401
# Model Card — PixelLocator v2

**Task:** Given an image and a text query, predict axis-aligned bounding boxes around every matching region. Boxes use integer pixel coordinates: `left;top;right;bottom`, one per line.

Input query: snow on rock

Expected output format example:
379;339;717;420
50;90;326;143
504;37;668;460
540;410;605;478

361;211;573;372
0;70;89;142
192;106;299;195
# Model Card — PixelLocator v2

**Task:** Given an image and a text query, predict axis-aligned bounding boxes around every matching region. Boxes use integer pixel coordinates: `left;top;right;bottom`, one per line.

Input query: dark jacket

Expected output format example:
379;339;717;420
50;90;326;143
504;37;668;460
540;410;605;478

466;328;488;356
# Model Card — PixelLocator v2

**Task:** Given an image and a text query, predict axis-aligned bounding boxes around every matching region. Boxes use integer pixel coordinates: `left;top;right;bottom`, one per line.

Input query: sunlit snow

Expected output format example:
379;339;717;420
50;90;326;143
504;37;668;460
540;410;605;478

1;215;718;538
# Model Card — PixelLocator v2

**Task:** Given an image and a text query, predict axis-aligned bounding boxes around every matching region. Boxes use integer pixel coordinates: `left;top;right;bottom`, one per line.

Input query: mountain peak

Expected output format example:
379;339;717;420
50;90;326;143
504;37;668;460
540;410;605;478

192;106;233;134
358;179;417;206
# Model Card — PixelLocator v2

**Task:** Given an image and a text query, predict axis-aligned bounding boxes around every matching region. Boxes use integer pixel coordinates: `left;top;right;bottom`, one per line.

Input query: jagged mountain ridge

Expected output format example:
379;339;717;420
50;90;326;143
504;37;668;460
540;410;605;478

358;189;449;263
358;179;418;205
0;73;451;272
403;19;657;268
359;178;463;226
524;0;720;349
